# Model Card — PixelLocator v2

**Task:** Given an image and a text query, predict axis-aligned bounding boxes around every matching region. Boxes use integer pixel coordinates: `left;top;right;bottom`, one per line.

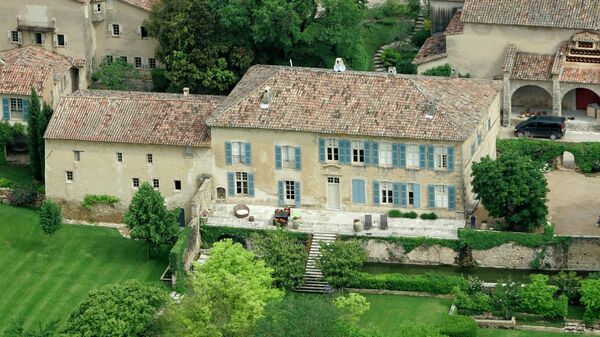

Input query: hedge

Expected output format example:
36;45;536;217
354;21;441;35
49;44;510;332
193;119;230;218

200;225;309;248
344;272;468;294
81;194;120;209
169;226;192;291
458;228;549;250
387;209;417;219
343;235;460;253
438;315;477;337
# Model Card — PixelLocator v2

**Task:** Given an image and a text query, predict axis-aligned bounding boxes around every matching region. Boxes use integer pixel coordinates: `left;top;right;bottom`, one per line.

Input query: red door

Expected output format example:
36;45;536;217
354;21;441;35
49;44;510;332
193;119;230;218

576;88;600;110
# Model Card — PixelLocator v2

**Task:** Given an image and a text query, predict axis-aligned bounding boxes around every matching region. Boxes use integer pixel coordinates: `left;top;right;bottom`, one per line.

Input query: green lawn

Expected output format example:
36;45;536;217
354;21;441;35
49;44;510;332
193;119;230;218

479;329;585;337
0;204;168;329
0;164;38;186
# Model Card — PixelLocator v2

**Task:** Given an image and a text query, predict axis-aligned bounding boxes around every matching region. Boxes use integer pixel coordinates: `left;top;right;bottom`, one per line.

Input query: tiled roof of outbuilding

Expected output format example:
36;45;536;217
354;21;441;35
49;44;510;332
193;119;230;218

413;33;447;65
0;65;52;96
0;46;75;81
45;91;225;147
510;52;554;81
462;0;600;30
120;0;160;11
561;67;600;85
444;10;464;35
207;65;501;142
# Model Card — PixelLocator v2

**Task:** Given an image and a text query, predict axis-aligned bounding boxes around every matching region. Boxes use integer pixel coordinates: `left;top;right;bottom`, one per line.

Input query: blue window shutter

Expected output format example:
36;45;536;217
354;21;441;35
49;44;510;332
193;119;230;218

413;184;421;208
358;180;366;203
372;142;379;165
428;185;435;209
351;179;358;203
277;181;284;207
447;146;455;172
275;145;282;169
392;182;400;206
244;143;252;165
227;172;235;197
419;144;426;169
340;140;350;164
352;179;365;203
248;173;255;197
427;145;435;170
295;181;301;208
373;180;380;205
400;183;407;207
392;144;399;168
364;141;371;165
295;147;301;170
399;144;406;168
22;99;29;120
319;138;325;163
225;142;232;165
2;98;8;120
448;185;456;210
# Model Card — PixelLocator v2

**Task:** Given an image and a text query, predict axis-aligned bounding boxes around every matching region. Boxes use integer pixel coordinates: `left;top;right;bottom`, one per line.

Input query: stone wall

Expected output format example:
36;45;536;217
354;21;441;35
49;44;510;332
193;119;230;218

183;220;201;271
0;188;11;204
191;177;214;218
57;199;126;224
361;239;458;265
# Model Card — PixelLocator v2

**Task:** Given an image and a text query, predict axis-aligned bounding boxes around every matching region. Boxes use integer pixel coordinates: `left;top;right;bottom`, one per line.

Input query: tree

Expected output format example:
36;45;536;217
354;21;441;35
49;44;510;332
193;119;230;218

39;199;62;254
334;293;370;324
551;271;581;304
250;229;308;289
518;274;567;319
0;122;24;165
91;59;139;90
580;278;600;324
123;182;179;258
2;318;58;337
60;280;166;337
27;88;41;181
318;240;367;287
37;103;52;181
471;153;549;231
161;240;282;337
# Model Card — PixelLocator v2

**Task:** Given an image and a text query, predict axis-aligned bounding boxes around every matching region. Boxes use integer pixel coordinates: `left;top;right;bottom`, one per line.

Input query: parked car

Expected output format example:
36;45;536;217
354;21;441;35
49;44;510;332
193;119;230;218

514;116;566;140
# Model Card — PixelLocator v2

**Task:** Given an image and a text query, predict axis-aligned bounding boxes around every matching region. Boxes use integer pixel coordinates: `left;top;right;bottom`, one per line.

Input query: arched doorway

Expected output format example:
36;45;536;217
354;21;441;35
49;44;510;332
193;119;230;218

511;85;553;117
562;88;600;120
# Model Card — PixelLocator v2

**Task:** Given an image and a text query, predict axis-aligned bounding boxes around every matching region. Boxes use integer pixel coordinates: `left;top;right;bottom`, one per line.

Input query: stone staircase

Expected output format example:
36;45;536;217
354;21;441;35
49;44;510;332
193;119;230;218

373;12;426;72
295;232;336;293
563;320;586;333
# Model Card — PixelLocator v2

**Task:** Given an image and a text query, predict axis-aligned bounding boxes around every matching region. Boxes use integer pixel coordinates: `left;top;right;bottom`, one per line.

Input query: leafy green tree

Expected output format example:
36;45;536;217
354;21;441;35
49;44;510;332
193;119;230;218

318;240;367;287
250;229;308;289
471;153;549;232
124;182;179;258
580;278;600;324
3;318;58;337
518;274;567;319
551;271;581;304
91;59;139;90
60;280;166;337
161;239;282;337
491;281;520;319
39;199;62;254
27;88;41;181
334;293;370;324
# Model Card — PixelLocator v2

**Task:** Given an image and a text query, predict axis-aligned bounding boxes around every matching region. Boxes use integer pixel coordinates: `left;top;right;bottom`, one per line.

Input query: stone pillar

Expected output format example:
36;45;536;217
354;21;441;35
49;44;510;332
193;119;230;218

502;74;512;126
552;76;562;117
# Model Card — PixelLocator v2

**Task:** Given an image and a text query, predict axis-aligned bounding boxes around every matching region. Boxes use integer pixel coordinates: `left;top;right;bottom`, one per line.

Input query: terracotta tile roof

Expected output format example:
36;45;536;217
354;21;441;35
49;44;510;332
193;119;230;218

45;90;225;147
207;65;501;142
551;42;568;75
462;0;600;30
120;0;160;11
413;33;447;65
0;64;52;96
509;52;554;81
561;67;600;85
573;31;600;43
0;46;74;81
502;44;517;73
444;10;464;35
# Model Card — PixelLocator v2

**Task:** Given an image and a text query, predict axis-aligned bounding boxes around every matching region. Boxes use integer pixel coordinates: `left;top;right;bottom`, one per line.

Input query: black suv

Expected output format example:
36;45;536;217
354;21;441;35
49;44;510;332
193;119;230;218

514;116;566;140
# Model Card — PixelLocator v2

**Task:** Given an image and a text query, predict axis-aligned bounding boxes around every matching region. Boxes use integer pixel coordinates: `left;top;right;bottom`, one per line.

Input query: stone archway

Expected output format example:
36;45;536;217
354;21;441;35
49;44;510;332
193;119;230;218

562;87;600;120
559;151;576;171
511;85;553;117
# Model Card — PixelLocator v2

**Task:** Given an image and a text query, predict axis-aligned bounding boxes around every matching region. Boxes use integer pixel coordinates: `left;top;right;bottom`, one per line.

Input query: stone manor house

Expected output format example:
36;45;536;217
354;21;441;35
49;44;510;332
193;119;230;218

415;0;600;126
45;65;501;223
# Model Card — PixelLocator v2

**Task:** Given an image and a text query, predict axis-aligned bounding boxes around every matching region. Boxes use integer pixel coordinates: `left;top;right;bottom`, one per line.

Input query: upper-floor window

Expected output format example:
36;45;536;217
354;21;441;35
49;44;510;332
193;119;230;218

116;152;123;163
54;34;67;47
134;57;142;69
326;139;339;161
66;171;74;182
380;181;393;204
148;58;157;69
94;3;102;13
281;146;296;169
10;31;22;44
105;55;113;64
73;150;81;162
174;180;182;191
406;144;419;168
434;146;448;169
140;26;149;39
379;142;392;167
34;32;44;45
231;141;247;164
153;178;160;189
147;153;153;163
9;98;23;117
111;23;122;37
351;141;364;164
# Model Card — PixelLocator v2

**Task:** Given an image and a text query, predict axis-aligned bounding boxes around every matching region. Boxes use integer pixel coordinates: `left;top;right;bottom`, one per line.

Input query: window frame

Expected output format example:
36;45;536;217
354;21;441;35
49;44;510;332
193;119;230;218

9;98;23;119
435;185;449;208
73;150;81;162
111;23;122;37
94;2;102;13
147;153;153;164
379;142;393;167
174;180;182;191
281;145;296;169
326;139;339;162
152;178;160;189
380;181;393;204
407;184;415;206
56;34;66;47
140;26;149;38
231;141;247;164
10;31;21;44
351;141;365;165
148;58;157;69
284;180;296;204
66;171;74;182
406;144;419;168
105;55;113;64
134;57;142;69
116;152;123;163
434;146;448;170
132;177;140;188
34;32;44;45
235;172;249;196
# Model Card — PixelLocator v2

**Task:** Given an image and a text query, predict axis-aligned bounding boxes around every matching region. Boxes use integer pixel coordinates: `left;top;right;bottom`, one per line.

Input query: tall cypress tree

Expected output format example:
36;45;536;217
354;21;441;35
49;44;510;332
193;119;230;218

27;88;41;181
38;103;53;182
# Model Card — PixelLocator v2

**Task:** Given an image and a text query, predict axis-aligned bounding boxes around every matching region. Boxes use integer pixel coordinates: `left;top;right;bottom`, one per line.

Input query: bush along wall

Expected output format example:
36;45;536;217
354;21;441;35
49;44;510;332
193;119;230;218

169;226;192;291
344;272;469;294
199;225;309;248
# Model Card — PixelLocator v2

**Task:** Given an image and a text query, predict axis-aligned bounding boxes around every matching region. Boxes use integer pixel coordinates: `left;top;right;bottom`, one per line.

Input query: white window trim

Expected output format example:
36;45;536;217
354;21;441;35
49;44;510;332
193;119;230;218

53;34;68;48
351;141;365;165
380;181;393;204
110;23;123;37
284;180;296;205
94;3;102;13
235;172;249;196
132;178;140;189
379;142;393;167
231;141;247;164
435;185;449;209
66;171;74;183
434;146;448;170
326;139;339;162
134;57;142;69
9;31;22;44
281;145;296;169
152;178;160;190
406;144;419;169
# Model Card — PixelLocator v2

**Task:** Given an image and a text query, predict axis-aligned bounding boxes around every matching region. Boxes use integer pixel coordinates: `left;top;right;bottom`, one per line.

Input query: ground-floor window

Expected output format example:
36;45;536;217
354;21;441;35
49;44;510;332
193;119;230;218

435;185;448;208
380;181;393;204
407;184;414;206
284;180;295;203
236;172;248;195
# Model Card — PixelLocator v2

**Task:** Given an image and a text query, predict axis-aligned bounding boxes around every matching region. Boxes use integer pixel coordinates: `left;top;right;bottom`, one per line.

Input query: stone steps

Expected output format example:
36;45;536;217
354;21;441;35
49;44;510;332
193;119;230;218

372;11;426;72
294;232;336;294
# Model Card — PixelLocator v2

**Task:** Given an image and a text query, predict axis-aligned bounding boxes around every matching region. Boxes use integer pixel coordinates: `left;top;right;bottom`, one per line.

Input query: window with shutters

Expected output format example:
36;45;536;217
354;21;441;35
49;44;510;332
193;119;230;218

235;172;248;195
9;98;23;119
153;178;160;189
105;55;113;64
134;57;142;69
111;24;122;37
379;142;392;167
132;177;139;188
380;181;393;204
281;146;296;168
434;147;448;169
10;31;21;44
149;58;156;69
351;141;364;164
284;180;295;204
406;144;419;168
326;139;339;161
435;185;448;208
66;171;74;182
407;184;415;206
231;141;247;164
140;26;149;38
34;32;44;45
56;34;66;47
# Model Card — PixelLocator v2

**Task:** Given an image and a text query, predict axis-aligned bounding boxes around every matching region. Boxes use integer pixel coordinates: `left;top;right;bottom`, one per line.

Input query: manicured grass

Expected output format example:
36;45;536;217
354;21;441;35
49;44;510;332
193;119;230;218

0;204;168;329
479;329;588;337
0;164;38;186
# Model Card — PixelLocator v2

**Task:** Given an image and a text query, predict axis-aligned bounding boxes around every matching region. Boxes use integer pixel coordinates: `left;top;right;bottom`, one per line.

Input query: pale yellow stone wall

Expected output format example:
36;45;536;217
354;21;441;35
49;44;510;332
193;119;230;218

45;139;212;221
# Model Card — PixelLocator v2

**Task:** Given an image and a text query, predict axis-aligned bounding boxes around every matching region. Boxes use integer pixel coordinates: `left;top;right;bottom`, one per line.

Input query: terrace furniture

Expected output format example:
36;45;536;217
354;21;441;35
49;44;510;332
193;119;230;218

273;208;290;227
364;214;372;230
380;214;388;230
233;204;250;219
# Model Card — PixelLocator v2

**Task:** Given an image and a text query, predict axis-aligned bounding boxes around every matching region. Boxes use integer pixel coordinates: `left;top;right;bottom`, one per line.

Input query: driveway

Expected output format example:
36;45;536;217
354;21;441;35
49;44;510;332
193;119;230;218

499;127;600;142
546;170;600;236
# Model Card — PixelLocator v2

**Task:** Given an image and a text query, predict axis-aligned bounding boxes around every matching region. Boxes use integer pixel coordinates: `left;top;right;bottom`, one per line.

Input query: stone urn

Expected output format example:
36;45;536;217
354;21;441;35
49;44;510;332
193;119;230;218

353;219;361;233
291;217;302;229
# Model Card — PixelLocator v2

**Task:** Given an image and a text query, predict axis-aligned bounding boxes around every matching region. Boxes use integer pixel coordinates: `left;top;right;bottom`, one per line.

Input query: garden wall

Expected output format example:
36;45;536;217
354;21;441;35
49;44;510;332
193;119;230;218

57;199;126;223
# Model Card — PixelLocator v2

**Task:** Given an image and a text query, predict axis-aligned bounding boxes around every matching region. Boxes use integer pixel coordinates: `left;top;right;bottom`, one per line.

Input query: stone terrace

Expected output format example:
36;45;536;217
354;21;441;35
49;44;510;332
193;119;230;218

207;204;464;239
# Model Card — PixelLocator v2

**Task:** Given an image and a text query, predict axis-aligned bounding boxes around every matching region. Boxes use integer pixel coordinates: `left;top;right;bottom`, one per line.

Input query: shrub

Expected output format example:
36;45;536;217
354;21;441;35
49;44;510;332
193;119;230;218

438;315;477;337
551;271;582;304
422;64;452;77
458;228;548;250
347;272;468;294
492;281;521;319
169;226;192;291
318;240;367;288
335;293;370;324
0;177;13;188
36;184;45;194
407;0;420;17
382;0;406;17
387;210;418;219
412;29;431;48
580;278;600;324
200;225;309;248
518;274;567;319
10;184;37;206
381;48;402;67
453;286;492;312
81;194;120;209
420;212;437;220
151;68;170;92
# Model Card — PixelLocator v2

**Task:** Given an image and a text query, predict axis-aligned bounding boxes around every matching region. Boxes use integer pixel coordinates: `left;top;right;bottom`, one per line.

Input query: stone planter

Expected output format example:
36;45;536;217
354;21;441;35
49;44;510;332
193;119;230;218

353;219;361;232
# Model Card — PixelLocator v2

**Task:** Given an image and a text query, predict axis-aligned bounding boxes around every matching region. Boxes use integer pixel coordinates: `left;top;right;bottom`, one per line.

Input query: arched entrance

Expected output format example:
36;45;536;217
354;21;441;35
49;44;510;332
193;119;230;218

560;151;576;171
511;85;553;117
562;88;600;119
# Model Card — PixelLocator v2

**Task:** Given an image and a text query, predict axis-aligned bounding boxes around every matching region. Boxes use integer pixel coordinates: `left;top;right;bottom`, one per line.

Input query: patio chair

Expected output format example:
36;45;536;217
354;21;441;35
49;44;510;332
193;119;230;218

380;214;388;230
364;214;372;230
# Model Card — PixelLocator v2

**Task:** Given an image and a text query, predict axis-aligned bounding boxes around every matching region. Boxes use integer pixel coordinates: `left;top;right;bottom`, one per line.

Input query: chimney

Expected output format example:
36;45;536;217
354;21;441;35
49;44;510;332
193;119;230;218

333;58;346;72
260;86;272;109
450;68;458;78
426;99;436;118
388;67;397;75
183;87;190;96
